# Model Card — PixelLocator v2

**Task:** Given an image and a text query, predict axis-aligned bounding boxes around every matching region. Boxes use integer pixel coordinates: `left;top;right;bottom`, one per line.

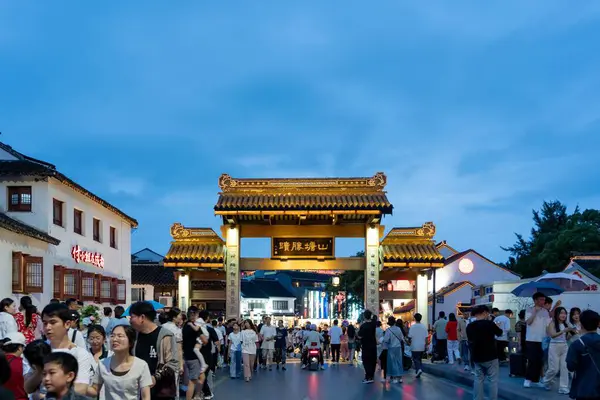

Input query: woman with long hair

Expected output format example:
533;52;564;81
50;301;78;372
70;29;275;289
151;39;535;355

378;317;393;382
88;325;153;400
381;317;405;384
14;296;41;344
0;298;18;339
240;319;258;382
340;326;349;361
542;307;575;395
568;307;582;344
87;325;108;363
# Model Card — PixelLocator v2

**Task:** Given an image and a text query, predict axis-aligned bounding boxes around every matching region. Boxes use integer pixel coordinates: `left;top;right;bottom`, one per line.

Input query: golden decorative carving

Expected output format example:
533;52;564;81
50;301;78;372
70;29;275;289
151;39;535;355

170;223;189;239
383;222;437;242
217;173;388;193
416;222;436;238
170;223;224;242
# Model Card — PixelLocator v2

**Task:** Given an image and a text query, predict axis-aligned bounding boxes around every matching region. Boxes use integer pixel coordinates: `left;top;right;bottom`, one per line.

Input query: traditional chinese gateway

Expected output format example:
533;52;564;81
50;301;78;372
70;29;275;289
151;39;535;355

163;172;446;325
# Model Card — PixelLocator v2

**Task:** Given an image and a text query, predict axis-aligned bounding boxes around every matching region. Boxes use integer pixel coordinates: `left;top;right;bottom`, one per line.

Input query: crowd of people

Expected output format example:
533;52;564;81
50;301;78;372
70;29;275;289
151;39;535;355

429;292;600;400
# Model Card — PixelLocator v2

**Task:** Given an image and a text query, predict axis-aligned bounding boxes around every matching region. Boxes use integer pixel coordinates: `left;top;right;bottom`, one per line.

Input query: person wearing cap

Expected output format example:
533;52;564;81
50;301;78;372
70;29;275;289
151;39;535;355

66;311;87;349
1;331;28;400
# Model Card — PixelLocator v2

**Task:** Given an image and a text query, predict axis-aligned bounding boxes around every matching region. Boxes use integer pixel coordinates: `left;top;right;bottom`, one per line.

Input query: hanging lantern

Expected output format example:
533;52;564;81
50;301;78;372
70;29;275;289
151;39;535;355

332;276;340;287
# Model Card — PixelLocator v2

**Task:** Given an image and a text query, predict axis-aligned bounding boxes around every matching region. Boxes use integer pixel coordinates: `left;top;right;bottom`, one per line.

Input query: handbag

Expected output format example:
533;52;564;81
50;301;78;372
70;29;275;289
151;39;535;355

153;363;177;398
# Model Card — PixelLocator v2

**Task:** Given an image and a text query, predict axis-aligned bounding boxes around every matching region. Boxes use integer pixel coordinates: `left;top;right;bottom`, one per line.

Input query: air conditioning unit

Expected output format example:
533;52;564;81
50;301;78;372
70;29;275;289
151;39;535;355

158;296;173;308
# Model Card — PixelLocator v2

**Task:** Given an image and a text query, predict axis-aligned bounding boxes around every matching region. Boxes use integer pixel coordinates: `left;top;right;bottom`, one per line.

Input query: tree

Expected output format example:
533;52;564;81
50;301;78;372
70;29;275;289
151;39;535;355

502;200;600;277
325;251;365;315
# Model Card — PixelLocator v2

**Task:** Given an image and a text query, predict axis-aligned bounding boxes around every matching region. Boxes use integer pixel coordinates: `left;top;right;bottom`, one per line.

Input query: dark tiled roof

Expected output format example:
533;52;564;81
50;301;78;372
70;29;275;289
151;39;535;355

131;263;176;286
0;212;60;245
241;279;297;299
381;243;445;263
0;142;138;227
215;193;392;212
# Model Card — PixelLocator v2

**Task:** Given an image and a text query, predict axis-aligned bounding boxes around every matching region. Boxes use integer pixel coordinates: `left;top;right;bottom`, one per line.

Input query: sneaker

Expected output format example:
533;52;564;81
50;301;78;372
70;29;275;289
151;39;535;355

362;379;374;384
392;379;399;384
464;365;470;372
204;395;214;400
319;365;325;370
301;364;307;369
558;388;570;395
524;380;532;388
282;366;287;371
380;378;388;383
416;369;423;378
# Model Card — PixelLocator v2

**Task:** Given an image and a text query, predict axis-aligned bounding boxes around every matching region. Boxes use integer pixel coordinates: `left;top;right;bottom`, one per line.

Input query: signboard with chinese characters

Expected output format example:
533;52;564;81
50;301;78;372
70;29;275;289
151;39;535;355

272;237;334;259
71;245;104;268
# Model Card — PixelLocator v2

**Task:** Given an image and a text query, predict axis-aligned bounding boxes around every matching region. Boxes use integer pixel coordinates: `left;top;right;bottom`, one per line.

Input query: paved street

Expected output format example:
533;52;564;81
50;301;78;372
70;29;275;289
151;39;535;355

210;362;474;400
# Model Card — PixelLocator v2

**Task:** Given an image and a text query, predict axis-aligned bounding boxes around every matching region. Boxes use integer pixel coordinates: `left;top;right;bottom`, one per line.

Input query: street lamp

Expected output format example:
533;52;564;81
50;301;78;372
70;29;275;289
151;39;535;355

332;276;340;287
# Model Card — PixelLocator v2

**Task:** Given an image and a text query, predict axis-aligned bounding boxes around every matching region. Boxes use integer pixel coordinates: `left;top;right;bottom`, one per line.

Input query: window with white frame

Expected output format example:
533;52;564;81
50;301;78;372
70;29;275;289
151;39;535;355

248;301;265;310
272;300;288;311
131;287;145;302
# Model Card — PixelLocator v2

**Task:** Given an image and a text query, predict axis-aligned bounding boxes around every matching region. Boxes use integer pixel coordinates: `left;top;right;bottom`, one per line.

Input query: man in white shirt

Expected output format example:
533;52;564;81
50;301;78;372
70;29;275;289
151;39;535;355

329;319;343;363
41;304;93;396
66;311;87;350
494;309;513;363
260;317;277;371
524;292;551;388
408;313;429;378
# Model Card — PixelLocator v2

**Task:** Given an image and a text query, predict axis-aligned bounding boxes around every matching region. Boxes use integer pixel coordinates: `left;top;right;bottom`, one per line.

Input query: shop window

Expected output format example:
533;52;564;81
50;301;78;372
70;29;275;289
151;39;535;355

52;199;64;226
12;252;43;293
100;277;112;303
81;273;95;301
93;218;101;242
12;252;24;292
8;186;32;212
117;280;126;303
74;209;83;235
54;266;65;299
63;269;80;298
110;226;117;249
24;257;43;293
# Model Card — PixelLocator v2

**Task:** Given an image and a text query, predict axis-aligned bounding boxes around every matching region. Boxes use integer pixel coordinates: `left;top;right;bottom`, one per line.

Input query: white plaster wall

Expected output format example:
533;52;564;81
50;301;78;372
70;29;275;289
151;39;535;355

0;229;53;307
48;179;132;305
0;179;50;230
430;252;520;293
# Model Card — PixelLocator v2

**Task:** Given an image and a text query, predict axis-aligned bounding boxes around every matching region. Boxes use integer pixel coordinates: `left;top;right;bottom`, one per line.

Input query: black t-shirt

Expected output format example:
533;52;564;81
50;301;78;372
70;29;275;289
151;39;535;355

357;321;377;349
466;320;503;363
323;330;330;345
135;326;162;374
182;324;200;361
201;325;220;364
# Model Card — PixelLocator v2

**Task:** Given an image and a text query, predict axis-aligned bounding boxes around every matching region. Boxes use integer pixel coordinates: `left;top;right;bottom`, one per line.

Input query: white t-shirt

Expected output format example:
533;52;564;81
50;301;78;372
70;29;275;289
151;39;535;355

494;315;511;341
52;346;94;385
408;323;428;352
241;329;258;354
525;307;551;343
217;325;227;344
228;332;242;352
162;322;182;343
68;328;87;350
260;325;277;350
93;356;153;400
329;326;343;345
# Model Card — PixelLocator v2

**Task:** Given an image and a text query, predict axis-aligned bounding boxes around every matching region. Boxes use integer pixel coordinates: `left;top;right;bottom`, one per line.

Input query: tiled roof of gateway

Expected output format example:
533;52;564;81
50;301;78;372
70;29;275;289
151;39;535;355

0;142;137;227
164;225;224;266
131;263;176;286
0;212;60;245
214;173;393;213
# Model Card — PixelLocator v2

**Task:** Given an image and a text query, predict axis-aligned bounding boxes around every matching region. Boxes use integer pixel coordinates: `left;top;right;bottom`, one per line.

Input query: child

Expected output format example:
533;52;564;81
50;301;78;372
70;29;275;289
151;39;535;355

23;339;52;398
42;352;89;400
1;332;27;400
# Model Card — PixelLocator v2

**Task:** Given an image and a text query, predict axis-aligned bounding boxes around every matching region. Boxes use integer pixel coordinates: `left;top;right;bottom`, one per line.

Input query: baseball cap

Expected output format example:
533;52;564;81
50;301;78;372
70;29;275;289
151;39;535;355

4;332;26;346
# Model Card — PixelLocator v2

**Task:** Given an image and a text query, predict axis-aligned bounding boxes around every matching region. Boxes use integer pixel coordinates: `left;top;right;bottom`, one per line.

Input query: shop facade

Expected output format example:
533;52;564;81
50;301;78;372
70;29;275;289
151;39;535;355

0;141;137;308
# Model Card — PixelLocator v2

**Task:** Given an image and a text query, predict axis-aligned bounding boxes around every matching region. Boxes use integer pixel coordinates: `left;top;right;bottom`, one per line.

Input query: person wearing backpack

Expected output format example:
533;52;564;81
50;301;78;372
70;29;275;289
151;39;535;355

566;309;600;400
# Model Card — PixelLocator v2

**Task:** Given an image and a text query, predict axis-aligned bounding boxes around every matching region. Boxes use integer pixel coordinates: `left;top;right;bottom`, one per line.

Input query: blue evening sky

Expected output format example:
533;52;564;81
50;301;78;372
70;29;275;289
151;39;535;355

1;2;599;262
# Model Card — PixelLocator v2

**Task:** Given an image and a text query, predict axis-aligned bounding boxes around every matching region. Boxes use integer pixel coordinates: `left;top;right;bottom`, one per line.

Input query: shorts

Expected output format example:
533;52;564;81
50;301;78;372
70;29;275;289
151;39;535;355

185;359;203;380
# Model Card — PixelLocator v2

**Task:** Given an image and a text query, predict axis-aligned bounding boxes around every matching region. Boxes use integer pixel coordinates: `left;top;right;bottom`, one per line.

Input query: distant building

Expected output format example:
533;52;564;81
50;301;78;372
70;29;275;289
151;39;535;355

241;278;297;321
564;253;600;291
0;141;136;307
131;249;177;306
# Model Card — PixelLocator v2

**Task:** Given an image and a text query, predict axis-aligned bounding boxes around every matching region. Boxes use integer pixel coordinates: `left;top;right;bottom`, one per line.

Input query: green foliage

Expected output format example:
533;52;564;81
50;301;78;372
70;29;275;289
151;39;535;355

325;251;365;309
502;200;600;278
79;304;101;324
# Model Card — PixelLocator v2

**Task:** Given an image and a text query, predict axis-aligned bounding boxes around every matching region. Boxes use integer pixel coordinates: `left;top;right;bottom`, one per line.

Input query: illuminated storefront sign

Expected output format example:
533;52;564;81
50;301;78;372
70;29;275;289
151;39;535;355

71;245;104;268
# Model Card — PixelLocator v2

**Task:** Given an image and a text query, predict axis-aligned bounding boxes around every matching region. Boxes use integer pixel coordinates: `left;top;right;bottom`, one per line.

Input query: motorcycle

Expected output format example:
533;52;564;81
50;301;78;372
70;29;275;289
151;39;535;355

306;343;321;371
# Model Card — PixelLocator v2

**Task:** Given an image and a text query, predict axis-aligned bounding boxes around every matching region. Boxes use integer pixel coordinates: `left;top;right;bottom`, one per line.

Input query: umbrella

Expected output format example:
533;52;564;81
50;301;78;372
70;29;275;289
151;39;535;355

122;300;165;316
511;281;565;297
536;272;588;291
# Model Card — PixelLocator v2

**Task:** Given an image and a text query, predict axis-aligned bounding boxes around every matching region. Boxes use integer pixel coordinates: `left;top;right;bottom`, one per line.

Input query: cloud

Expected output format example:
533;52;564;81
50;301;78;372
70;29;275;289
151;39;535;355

107;176;146;197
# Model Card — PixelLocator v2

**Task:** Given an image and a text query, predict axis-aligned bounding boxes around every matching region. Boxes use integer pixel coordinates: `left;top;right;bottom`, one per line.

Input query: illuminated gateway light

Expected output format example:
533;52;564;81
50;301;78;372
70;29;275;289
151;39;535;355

459;258;474;274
